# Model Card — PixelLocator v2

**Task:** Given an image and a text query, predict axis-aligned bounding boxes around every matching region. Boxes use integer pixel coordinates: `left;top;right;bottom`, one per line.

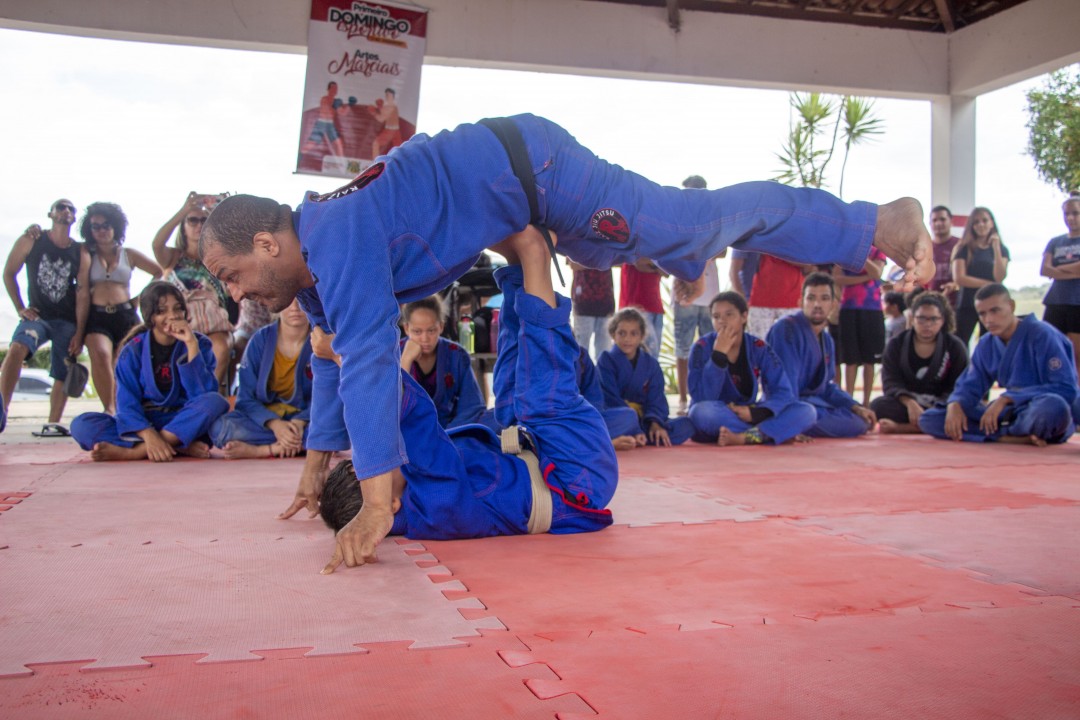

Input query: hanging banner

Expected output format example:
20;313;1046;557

297;0;427;177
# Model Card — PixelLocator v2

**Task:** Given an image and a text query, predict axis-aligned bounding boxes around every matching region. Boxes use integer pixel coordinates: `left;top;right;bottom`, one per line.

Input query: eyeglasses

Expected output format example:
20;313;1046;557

913;315;944;324
186;217;208;225
89;222;112;232
53;203;76;214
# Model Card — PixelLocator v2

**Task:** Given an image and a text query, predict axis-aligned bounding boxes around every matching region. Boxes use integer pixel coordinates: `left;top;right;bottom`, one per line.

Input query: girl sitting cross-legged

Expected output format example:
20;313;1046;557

687;291;816;446
70;281;230;461
596;307;693;447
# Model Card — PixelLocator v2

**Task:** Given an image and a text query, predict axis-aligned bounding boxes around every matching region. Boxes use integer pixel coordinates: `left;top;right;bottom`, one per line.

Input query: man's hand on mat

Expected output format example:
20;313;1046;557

322;471;395;574
279;450;330;519
321;504;394;574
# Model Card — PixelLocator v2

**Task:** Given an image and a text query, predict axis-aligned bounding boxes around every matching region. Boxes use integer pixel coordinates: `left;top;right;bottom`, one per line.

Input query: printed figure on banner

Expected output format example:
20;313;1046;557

297;1;427;178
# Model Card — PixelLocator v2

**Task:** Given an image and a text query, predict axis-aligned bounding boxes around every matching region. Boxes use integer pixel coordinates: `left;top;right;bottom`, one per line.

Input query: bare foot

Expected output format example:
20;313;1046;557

878;419;920;435
498;226;557;308
634;433;648;447
874;198;934;291
177;440;212;458
224;440;273;459
793;434;813;444
90;441;147;462
717;427;746;446
998;434;1048;447
612;436;638;451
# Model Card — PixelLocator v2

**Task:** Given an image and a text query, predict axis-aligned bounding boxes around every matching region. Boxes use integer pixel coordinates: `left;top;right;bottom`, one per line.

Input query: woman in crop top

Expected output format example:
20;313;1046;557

80;202;162;415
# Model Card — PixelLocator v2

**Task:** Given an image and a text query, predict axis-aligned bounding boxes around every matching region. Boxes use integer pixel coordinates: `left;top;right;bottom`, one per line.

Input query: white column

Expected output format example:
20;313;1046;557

930;94;977;213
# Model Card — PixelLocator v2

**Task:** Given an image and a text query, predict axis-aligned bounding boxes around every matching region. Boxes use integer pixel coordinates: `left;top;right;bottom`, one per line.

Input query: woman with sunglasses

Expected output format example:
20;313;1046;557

871;291;969;434
79;202;162;415
153;192;234;386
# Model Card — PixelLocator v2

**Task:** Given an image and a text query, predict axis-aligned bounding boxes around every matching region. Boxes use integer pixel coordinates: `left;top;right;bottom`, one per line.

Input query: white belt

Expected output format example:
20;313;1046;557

500;427;552;534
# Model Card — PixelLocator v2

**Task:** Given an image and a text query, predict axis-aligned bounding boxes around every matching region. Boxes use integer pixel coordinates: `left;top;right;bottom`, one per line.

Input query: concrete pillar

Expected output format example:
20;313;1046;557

930;94;977;214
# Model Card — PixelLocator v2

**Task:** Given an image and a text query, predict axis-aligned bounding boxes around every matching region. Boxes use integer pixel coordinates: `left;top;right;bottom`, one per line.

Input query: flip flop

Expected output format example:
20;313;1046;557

31;423;71;438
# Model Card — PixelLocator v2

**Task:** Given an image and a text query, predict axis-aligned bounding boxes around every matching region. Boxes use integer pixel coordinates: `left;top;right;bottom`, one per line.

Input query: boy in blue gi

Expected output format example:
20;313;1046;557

318;230;617;557
598;308;694;446
688;291;816;445
766;273;878;438
210;298;314;458
199;114;933;568
919;283;1079;445
71;281;229;461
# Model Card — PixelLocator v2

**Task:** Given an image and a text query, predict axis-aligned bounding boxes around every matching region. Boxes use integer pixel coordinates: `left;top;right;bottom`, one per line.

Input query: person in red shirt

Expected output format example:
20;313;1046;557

619;259;666;357
746;255;804;339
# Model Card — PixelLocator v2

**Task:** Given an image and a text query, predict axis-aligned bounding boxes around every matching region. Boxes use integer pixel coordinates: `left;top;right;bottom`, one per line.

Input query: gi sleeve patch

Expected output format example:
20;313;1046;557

590;208;630;243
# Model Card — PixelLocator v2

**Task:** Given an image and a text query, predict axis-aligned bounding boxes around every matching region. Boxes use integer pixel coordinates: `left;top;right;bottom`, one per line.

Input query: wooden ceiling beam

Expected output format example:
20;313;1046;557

890;0;926;20
933;0;955;33
667;0;681;31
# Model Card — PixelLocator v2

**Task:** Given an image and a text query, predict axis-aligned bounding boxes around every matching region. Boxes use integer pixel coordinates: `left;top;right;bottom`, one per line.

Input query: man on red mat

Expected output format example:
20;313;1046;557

318;229;617;568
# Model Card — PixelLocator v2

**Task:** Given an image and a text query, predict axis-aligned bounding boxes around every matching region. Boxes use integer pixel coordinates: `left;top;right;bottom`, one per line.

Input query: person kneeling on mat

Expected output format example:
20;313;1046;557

318;229;617;571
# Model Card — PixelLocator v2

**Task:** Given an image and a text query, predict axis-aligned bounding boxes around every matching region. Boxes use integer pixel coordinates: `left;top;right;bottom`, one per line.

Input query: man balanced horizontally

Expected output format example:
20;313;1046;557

199;113;934;573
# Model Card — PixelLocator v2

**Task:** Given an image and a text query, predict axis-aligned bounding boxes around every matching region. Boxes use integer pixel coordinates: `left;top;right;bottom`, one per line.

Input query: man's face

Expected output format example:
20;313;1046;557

975;293;1016;337
50;199;76;226
930;210;952;239
203;240;300;314
1064;201;1080;235
801;284;834;326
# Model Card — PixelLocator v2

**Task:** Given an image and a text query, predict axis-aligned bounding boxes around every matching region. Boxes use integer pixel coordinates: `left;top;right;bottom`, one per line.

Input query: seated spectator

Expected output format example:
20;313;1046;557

883;291;907;343
872;291;969;434
766;273;877;438
80;201;163;415
211;298;313;458
575;345;644;451
835;247;887;407
318;252;617;544
919;283;1078;446
71;281;229;461
687;291;815;446
399;296;486;429
230;298;274;383
597;308;693;447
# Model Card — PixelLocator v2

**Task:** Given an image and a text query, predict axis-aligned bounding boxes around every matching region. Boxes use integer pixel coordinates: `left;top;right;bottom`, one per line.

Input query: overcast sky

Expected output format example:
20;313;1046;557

0;27;1071;339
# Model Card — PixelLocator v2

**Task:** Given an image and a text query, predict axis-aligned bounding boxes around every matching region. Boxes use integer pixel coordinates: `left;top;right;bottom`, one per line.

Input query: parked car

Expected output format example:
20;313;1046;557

12;368;54;401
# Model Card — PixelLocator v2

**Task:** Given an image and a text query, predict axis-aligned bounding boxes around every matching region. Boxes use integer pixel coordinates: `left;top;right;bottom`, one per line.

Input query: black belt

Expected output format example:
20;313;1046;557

93;302;134;314
478;117;565;287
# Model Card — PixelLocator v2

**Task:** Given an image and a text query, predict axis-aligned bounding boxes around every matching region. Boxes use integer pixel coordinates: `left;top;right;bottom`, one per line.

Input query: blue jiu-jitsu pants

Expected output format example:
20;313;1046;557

919;395;1075;444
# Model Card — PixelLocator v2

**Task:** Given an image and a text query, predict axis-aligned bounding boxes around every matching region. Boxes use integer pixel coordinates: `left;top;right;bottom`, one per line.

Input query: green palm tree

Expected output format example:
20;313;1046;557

776;93;884;195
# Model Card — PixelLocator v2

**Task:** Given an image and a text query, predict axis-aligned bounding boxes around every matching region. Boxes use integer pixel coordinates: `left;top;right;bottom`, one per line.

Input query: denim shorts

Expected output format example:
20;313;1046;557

11;317;77;380
673;304;713;359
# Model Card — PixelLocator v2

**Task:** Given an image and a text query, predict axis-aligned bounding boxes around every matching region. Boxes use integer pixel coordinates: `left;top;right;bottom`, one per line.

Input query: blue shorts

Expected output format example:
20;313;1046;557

308;119;340;143
11;317;76;380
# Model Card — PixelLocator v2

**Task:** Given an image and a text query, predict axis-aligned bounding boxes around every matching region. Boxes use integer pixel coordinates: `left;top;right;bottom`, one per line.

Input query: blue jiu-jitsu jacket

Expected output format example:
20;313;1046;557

597;347;670;430
115;331;220;436
292;113;877;480
400;337;485;429
766;313;858;411
576;346;605;411
235;322;314;427
949;315;1078;412
687;331;800;413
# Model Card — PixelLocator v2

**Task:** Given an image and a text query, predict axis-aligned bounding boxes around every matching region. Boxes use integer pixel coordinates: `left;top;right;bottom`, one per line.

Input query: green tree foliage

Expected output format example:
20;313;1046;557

776;93;884;197
1025;65;1080;195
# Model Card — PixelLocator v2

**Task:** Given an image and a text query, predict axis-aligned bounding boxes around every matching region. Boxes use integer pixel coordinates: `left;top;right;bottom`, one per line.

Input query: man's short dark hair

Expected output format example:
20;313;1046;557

709;290;748;315
327;81;337;90
930;205;952;217
79;202;129;247
385;87;396;97
199;195;292;258
974;283;1010;302
802;271;836;298
682;175;707;189
320;461;364;533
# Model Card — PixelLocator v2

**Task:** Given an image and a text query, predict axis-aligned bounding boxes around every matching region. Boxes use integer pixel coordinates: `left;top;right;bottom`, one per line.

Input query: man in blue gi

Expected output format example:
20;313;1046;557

919;283;1079;446
199;114;933;569
766;273;877;438
318;229;617;562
